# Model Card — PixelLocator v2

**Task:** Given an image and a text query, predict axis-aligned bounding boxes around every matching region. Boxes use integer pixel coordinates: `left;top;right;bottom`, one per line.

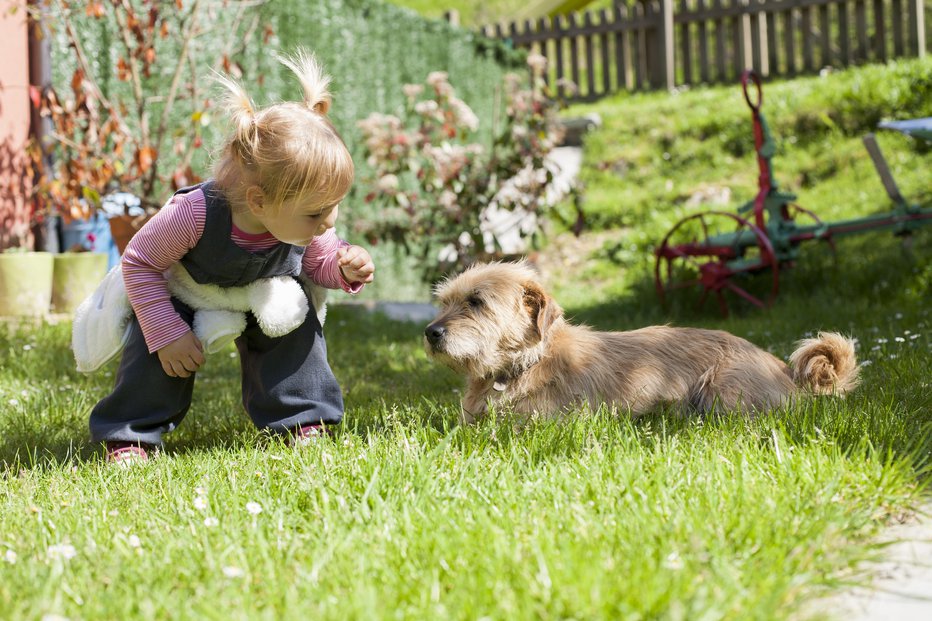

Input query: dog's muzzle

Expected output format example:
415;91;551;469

424;323;447;349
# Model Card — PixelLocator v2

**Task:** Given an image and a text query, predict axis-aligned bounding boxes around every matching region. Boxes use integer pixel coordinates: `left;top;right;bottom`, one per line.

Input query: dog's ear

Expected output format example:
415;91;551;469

523;282;562;341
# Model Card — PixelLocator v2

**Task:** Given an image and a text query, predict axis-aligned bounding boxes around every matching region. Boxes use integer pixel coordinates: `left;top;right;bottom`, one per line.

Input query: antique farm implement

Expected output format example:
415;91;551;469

654;70;932;315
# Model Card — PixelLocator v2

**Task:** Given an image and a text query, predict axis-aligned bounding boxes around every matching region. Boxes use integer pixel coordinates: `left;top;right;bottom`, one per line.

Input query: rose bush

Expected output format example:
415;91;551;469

355;53;570;283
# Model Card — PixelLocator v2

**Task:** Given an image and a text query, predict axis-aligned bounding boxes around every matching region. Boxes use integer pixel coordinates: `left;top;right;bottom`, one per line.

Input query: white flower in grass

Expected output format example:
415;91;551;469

663;551;683;570
194;496;208;511
245;502;262;515
204;517;219;528
877;338;888;344
23;344;33;351
127;535;141;549
47;544;76;561
4;549;16;564
222;566;245;578
871;345;882;351
895;312;904;319
895;337;906;343
909;334;920;340
8;399;18;406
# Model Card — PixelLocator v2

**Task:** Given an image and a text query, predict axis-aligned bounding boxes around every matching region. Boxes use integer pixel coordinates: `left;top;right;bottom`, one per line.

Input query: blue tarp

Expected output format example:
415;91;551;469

878;117;932;142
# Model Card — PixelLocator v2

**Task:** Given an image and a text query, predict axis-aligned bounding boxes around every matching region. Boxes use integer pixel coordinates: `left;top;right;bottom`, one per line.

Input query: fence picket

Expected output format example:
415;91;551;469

614;3;630;90
583;12;596;97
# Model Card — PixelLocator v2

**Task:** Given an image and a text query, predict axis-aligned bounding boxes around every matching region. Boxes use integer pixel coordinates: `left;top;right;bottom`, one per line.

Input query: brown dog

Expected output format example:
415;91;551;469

424;261;859;422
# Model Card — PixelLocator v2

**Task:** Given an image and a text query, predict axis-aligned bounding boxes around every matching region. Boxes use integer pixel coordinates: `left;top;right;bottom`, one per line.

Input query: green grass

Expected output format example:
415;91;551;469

3;58;932;619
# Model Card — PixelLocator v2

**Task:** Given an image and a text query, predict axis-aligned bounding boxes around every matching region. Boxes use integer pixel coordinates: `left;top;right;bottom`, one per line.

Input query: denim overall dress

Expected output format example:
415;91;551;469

89;181;345;445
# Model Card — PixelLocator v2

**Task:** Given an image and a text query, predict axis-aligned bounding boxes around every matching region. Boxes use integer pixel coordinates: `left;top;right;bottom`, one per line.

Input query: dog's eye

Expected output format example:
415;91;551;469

467;295;483;309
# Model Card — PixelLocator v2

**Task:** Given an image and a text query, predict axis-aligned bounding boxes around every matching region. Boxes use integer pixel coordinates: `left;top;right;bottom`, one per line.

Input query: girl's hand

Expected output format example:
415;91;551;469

337;245;375;284
157;331;205;378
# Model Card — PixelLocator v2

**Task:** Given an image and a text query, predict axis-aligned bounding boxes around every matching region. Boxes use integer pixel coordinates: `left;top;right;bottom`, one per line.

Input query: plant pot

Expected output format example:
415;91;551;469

0;252;54;317
51;252;109;314
109;212;152;254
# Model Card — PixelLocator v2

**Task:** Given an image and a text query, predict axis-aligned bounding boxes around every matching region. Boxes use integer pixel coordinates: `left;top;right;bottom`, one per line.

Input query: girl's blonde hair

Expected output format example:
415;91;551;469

213;50;354;213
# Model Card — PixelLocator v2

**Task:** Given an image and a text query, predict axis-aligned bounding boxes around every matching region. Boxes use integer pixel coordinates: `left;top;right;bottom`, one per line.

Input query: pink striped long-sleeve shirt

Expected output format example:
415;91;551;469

122;187;362;353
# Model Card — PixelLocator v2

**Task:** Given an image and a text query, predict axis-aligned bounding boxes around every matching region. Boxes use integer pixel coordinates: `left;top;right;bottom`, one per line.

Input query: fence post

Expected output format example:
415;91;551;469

913;0;926;57
739;0;753;71
443;9;460;27
659;0;675;89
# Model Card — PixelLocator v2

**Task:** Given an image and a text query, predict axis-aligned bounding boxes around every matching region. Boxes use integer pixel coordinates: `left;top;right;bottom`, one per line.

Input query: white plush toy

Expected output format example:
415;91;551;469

72;264;327;373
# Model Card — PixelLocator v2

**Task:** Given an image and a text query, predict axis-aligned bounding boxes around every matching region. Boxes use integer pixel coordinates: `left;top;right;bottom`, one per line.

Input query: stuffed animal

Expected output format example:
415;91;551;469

72;264;326;373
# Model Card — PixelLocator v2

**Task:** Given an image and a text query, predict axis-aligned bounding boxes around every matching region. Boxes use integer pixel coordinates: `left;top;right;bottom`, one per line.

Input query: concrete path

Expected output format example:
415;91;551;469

340;300;437;324
833;503;932;620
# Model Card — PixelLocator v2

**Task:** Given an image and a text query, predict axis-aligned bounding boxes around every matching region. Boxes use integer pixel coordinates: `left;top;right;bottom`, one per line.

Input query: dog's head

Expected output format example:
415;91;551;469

424;261;563;378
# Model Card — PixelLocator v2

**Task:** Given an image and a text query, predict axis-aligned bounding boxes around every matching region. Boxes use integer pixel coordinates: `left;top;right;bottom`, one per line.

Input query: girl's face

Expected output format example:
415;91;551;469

263;196;340;246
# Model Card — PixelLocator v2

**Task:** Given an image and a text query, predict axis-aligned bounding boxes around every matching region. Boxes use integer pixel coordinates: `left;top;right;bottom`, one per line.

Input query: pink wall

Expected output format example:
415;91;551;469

0;1;32;251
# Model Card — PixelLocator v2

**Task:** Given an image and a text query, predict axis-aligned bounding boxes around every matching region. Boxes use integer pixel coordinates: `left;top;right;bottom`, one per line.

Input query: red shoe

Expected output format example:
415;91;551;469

105;441;157;464
289;423;331;447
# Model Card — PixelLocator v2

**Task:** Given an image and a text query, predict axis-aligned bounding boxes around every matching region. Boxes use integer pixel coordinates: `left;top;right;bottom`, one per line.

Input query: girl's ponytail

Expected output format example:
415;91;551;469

276;49;332;115
215;72;258;158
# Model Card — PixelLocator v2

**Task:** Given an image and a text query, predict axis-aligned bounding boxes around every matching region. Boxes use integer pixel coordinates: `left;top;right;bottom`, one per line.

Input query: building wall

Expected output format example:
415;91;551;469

0;1;32;251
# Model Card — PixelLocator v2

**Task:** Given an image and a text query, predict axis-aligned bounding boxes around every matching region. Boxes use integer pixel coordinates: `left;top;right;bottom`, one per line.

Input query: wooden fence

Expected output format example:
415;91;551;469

476;0;928;100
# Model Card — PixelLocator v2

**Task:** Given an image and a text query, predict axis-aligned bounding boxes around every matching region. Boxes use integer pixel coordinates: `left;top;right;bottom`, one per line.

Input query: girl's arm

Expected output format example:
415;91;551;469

122;191;206;353
301;229;366;293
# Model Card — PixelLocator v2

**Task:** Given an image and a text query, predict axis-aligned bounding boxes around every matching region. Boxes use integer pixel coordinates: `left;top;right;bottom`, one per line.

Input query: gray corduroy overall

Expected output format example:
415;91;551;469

89;181;344;445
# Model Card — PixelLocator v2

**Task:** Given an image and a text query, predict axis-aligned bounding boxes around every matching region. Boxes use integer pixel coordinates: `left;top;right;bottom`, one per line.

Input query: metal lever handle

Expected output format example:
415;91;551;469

862;133;905;204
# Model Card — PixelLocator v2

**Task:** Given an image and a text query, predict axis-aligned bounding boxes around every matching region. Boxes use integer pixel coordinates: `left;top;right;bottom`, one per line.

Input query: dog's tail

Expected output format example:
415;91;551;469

788;332;859;396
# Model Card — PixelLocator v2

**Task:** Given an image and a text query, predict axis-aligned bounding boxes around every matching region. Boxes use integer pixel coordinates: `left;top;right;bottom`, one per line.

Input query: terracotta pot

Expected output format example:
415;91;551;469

0;252;54;317
109;213;152;254
51;252;108;314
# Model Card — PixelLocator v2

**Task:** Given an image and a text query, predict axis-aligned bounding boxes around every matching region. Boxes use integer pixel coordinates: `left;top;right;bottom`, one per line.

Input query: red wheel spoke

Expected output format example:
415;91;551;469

725;281;766;308
716;290;729;317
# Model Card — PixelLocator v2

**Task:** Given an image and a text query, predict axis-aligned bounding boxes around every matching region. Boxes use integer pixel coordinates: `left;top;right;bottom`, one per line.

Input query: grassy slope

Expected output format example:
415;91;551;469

1;59;932;619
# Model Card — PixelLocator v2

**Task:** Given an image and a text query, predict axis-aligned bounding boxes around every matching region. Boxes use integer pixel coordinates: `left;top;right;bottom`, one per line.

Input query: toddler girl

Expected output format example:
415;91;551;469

92;50;374;463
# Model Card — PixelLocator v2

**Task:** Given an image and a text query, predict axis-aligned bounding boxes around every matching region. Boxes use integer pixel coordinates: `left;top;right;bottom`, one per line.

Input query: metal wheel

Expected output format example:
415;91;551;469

655;210;779;316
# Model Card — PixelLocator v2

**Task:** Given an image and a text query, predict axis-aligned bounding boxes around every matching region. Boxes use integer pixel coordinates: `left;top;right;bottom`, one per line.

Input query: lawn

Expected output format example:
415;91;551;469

1;59;931;619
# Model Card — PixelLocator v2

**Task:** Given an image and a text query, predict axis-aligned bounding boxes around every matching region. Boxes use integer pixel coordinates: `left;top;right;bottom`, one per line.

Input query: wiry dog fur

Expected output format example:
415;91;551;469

424;261;859;422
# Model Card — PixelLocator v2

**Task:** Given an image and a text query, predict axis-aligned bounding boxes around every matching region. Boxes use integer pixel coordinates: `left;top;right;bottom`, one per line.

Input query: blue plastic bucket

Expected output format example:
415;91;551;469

59;212;120;269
